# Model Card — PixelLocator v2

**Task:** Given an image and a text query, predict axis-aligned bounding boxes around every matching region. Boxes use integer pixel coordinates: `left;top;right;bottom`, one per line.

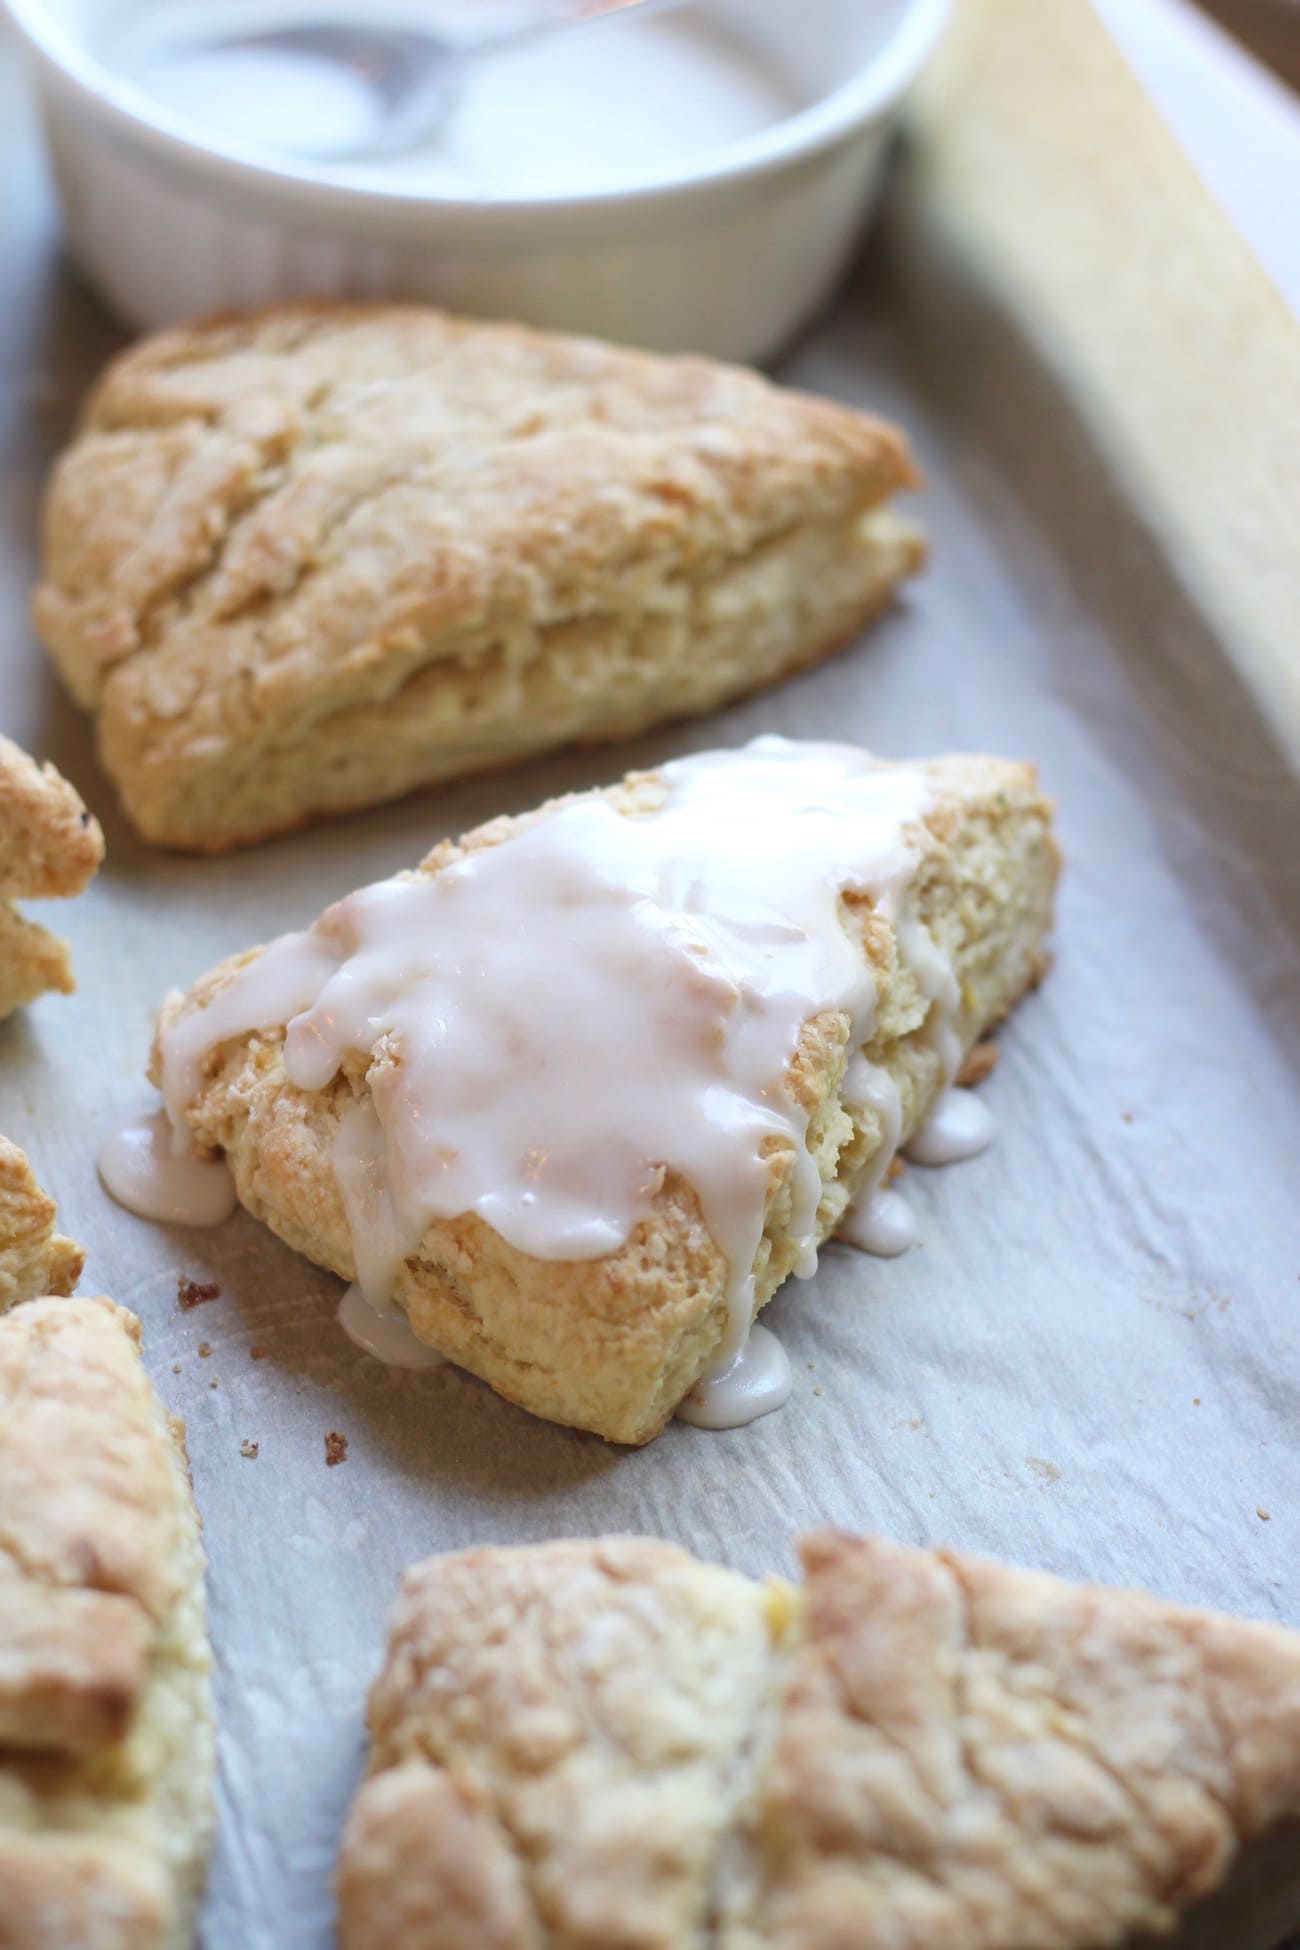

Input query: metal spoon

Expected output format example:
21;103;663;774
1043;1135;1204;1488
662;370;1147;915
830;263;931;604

181;1;675;163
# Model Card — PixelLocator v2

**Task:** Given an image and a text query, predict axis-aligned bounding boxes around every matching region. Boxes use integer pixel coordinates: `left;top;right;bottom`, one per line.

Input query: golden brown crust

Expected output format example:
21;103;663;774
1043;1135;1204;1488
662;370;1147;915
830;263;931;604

0;904;77;1019
338;1766;540;1950
0;736;103;901
0;736;102;1017
0;1137;84;1313
339;1538;777;1950
0;1836;168;1950
746;1532;1300;1947
338;1533;1300;1950
36;302;924;849
154;751;1058;1443
0;1298;214;1950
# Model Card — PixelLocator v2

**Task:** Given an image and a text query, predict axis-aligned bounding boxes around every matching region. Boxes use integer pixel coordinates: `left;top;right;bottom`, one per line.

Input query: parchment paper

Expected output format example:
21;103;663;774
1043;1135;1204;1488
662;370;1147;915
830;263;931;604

1;23;1298;1950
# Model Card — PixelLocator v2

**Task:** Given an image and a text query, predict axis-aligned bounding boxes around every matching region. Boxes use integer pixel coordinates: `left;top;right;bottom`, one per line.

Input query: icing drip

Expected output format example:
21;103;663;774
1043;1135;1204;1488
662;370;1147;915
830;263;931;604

337;1284;444;1370
906;1087;996;1165
837;1187;917;1258
675;1324;792;1429
99;1108;237;1227
158;739;961;1383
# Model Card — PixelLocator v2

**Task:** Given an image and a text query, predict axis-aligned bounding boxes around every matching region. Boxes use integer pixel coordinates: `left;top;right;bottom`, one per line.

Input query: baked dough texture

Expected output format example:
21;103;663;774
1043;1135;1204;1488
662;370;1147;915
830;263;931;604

0;1137;84;1312
153;750;1057;1444
36;303;925;851
337;1530;1300;1950
0;1297;214;1949
0;735;104;1018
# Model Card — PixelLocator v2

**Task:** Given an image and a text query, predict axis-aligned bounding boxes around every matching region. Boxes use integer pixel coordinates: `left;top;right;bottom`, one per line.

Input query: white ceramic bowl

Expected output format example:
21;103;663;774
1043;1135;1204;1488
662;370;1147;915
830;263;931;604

3;0;949;363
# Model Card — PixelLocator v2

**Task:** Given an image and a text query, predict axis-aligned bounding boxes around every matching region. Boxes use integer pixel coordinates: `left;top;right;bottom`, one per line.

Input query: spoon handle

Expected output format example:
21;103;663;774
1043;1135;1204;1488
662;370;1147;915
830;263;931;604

562;0;674;20
471;0;681;58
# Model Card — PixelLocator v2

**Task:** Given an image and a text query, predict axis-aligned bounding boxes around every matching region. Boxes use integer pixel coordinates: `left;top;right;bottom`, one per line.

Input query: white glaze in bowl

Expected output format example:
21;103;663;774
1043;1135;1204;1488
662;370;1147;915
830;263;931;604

2;0;949;359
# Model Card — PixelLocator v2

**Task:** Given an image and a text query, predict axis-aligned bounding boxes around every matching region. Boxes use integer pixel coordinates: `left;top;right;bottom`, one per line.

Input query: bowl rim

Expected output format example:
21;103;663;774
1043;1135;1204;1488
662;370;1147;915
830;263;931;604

0;0;951;215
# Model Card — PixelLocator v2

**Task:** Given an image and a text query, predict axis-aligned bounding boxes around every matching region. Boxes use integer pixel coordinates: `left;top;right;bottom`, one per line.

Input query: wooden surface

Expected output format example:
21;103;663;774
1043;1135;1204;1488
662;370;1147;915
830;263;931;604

907;0;1300;772
1196;0;1300;87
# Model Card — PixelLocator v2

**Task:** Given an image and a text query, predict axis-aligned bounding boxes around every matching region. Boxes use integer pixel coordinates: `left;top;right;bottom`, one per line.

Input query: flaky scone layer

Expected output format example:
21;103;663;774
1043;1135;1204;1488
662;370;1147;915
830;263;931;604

0;1298;214;1950
0;1137;84;1312
0;904;75;1019
337;1532;1300;1950
153;751;1056;1443
36;303;923;849
0;735;103;1017
0;736;103;902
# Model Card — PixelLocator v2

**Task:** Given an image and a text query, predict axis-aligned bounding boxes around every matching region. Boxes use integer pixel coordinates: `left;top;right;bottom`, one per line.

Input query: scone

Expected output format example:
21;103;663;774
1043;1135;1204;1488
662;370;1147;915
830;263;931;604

36;303;925;851
0;1135;84;1310
337;1530;1300;1950
0;735;103;1017
151;737;1058;1443
0;1296;214;1949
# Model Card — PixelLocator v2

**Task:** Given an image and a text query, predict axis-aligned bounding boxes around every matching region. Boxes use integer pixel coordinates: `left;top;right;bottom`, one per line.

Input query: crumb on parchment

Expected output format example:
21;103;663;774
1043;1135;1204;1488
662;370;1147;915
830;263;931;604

198;1343;211;1358
179;1275;221;1310
240;1439;259;1460
956;1041;999;1088
325;1431;348;1467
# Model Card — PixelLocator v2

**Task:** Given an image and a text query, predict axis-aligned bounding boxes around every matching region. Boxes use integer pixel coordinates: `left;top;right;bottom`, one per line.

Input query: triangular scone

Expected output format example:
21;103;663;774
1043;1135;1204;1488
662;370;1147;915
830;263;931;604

151;741;1058;1443
744;1532;1300;1948
0;734;104;1018
0;1135;84;1310
36;303;924;850
0;1297;214;1950
337;1533;1300;1950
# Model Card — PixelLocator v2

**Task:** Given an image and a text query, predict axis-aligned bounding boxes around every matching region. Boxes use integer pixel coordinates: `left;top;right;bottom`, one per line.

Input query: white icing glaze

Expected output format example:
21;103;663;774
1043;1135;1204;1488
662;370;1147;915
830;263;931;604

116;8;794;193
337;1284;444;1370
159;739;958;1379
837;1187;917;1258
675;1324;792;1430
98;1108;238;1227
906;1087;996;1166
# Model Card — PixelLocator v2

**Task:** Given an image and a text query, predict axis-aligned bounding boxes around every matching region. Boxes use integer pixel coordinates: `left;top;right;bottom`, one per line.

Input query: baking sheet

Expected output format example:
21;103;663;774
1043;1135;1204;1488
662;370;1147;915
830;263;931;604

2;16;1299;1950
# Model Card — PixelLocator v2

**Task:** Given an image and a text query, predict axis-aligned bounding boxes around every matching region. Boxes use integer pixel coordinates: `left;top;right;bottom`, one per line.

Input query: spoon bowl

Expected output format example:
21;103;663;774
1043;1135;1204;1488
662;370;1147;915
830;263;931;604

136;1;670;163
1;0;951;361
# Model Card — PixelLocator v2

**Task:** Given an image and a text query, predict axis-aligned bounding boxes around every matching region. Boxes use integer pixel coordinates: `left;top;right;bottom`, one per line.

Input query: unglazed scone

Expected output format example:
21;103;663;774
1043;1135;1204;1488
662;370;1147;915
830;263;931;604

336;1530;1300;1950
0;736;103;1017
0;1136;84;1310
0;1296;214;1949
149;738;1057;1444
35;303;925;851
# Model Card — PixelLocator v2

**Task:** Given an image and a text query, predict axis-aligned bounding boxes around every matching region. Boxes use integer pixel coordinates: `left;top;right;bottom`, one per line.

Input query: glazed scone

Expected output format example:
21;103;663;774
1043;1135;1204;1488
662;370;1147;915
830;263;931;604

0;1135;84;1310
150;739;1057;1444
337;1531;1300;1950
36;303;925;850
0;1296;214;1950
0;734;104;1018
